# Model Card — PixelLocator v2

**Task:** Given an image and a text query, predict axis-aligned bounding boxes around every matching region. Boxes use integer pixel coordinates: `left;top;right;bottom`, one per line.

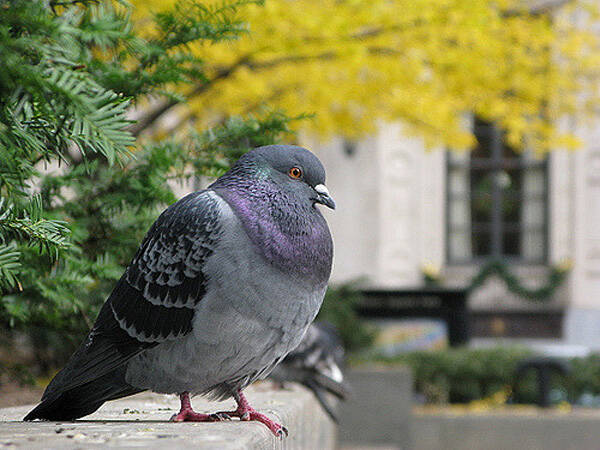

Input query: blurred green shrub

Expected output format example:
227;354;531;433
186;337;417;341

377;347;600;406
564;354;600;404
377;347;534;404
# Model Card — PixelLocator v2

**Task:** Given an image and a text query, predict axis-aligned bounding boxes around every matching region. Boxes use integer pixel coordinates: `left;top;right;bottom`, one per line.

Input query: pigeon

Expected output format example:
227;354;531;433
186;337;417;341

24;145;335;438
269;321;350;422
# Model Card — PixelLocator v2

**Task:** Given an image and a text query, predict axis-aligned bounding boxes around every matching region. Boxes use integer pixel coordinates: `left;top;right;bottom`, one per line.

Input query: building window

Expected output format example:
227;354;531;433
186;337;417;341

446;117;548;263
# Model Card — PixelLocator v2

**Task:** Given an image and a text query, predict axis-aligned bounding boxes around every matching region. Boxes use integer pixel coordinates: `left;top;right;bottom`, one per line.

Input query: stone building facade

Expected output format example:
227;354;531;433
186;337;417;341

304;118;600;348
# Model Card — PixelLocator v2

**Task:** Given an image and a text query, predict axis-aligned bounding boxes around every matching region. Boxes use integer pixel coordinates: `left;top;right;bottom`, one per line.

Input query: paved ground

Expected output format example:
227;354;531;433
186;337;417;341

0;383;336;449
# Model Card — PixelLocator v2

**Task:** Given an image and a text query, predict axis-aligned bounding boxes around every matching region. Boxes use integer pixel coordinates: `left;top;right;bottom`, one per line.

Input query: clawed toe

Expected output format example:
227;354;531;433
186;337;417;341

170;412;187;422
277;426;289;438
210;412;232;421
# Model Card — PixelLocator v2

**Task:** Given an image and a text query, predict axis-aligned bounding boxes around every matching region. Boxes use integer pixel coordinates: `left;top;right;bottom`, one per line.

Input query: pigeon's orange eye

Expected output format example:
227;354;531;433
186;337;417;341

288;167;303;179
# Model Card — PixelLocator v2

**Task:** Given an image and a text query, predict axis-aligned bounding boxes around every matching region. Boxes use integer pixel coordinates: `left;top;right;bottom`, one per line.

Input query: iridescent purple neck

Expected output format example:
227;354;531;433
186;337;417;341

211;177;333;286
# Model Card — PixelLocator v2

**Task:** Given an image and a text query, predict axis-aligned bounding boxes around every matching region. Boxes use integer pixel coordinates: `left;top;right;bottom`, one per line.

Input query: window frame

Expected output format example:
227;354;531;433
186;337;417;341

445;121;550;265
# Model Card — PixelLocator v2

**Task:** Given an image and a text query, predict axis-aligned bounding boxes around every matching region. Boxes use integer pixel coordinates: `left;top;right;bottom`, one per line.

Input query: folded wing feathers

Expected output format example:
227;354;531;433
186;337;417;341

112;191;222;342
35;191;223;402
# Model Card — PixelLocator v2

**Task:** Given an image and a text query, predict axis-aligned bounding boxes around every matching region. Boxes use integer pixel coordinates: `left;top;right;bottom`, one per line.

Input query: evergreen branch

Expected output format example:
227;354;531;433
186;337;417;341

0;243;21;291
72;2;131;48
467;259;571;302
0;197;71;258
43;68;135;163
152;0;253;50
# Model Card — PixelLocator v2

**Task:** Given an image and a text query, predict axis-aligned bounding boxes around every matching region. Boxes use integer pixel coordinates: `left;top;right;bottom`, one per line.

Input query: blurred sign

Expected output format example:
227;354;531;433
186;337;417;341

358;288;470;346
369;318;448;356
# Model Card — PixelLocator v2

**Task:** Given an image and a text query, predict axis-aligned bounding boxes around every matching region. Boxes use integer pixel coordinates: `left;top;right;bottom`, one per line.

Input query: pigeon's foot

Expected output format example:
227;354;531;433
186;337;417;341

171;392;217;423
170;409;215;422
240;409;289;438
172;390;288;437
212;407;288;437
212;390;288;438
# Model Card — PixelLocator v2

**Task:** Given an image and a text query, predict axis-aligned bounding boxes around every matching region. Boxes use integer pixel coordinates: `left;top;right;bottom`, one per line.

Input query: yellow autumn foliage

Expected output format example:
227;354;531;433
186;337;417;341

131;0;600;152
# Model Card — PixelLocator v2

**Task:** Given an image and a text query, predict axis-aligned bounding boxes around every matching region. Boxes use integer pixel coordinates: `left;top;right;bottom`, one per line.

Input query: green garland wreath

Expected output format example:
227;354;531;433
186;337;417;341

467;260;571;302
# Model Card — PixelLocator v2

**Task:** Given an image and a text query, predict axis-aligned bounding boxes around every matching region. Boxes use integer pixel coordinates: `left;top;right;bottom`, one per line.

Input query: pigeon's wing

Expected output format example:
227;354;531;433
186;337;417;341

113;189;222;343
41;190;223;401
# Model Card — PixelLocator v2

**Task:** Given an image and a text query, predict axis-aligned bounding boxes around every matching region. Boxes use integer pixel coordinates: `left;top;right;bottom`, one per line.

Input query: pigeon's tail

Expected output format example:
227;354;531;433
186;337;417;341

310;372;351;400
24;365;142;421
304;372;351;423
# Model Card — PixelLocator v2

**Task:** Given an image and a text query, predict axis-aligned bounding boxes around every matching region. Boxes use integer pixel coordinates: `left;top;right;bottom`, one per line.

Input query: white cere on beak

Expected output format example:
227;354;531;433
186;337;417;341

314;184;330;196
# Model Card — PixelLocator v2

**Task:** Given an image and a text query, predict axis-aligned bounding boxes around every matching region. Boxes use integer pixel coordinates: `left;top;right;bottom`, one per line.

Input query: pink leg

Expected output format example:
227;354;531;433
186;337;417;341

214;390;288;438
170;392;218;422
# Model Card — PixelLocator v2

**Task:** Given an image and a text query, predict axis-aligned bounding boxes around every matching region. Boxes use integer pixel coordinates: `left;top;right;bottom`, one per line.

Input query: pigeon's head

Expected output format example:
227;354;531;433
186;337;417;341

238;145;335;210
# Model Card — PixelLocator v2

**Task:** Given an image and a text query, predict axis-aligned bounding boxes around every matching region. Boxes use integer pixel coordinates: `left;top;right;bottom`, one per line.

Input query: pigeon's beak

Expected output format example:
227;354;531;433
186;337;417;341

314;184;336;210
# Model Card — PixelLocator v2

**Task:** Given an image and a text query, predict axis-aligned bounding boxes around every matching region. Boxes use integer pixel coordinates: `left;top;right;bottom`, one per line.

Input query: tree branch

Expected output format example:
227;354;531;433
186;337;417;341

129;56;253;137
503;0;573;17
130;0;572;136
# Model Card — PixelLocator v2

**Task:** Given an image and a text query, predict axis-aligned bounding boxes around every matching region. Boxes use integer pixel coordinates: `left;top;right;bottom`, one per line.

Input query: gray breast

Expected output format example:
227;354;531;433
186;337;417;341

124;193;326;398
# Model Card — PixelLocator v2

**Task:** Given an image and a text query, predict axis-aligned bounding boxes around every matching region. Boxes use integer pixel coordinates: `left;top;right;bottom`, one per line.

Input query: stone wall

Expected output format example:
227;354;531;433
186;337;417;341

338;366;413;449
0;384;336;449
412;409;600;450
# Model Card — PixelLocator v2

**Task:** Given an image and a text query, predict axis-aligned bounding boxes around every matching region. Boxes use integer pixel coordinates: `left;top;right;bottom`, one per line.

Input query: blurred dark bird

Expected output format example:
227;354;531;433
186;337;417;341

24;145;335;438
269;321;350;422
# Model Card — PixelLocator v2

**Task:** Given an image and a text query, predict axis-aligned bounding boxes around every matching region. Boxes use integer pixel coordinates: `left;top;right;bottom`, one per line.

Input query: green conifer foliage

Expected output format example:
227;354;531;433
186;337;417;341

0;0;299;367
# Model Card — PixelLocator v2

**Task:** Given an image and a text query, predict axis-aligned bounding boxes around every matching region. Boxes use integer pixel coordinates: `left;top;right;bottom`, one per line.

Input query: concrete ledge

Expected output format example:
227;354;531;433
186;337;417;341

338;367;412;449
0;383;336;449
412;408;600;450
